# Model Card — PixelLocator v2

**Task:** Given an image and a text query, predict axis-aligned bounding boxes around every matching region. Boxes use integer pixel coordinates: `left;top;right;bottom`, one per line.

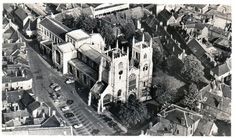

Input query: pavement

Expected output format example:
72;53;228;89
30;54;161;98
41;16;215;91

18;31;116;135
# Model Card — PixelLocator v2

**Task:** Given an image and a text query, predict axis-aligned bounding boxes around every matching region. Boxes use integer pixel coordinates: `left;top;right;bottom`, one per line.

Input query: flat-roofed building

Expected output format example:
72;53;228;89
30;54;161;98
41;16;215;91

93;3;130;17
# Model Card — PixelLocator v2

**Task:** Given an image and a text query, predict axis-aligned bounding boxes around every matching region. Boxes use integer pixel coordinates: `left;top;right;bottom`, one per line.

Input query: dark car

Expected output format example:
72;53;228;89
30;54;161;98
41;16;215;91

108;122;117;128
104;117;112;122
91;129;100;135
64;112;74;118
66;100;74;105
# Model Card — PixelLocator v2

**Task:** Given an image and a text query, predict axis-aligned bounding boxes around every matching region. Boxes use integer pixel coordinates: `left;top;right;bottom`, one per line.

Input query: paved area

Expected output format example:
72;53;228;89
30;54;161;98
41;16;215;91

19;31;116;135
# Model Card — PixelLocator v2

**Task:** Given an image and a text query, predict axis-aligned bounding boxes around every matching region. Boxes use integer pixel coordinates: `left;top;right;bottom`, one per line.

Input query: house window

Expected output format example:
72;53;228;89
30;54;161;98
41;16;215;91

77;69;80;79
119;70;123;79
118;62;123;69
177;130;179;134
144;53;147;59
136;52;140;60
117;89;122;96
83;74;87;84
143;64;148;71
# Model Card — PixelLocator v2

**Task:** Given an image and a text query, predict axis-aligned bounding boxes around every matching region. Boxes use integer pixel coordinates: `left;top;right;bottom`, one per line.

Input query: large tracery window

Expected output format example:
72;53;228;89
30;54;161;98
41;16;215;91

129;73;136;90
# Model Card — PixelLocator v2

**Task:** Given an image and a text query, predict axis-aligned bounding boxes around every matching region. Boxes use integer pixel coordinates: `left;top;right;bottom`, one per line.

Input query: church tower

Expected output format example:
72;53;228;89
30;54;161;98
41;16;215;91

131;34;153;101
108;41;129;102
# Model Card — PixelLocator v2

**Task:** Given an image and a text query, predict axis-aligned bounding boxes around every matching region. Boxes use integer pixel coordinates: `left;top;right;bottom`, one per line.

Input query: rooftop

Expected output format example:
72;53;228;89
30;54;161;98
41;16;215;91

211;62;230;76
3;27;19;43
193;119;216;136
3;126;73;135
14;7;28;22
157;8;172;23
2;90;25;103
69;59;98;80
66;29;90;41
57;42;76;53
78;43;107;64
202;90;231;114
161;104;202;128
41;115;61;127
213;37;231;48
39;17;72;40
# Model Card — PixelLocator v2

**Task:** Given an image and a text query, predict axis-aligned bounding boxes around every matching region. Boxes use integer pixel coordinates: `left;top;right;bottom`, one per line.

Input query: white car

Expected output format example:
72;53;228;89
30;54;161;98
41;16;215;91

50;83;59;89
61;106;70;112
73;124;83;129
54;86;61;91
65;78;75;84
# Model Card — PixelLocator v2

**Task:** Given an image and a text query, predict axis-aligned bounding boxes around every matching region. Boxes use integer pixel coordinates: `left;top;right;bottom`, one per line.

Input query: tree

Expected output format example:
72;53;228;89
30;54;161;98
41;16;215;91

62;14;75;28
152;38;164;68
122;22;136;39
181;54;205;83
101;24;115;46
182;83;200;110
118;100;150;128
75;14;97;33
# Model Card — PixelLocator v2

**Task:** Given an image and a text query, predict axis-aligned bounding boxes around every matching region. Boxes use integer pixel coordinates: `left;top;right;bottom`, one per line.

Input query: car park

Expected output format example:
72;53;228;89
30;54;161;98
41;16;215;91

64;112;74;118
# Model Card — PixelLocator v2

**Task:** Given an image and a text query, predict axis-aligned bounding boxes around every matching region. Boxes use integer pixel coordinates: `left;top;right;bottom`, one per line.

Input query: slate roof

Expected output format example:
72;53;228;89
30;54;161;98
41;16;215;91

157;8;172;23
3;27;19;42
3;3;14;14
24;18;37;31
18;91;35;110
14;7;28;22
39;17;72;40
221;84;231;99
27;101;40;113
186;23;206;30
161;104;202;128
193;119;216;136
187;38;206;57
211;62;230;76
2;90;24;103
202;90;231;114
69;59;98;80
41;115;61;127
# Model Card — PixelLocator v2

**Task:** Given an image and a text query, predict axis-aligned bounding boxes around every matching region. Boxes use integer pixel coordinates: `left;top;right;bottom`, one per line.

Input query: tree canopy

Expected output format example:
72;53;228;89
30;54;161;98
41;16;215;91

121;22;136;40
181;54;205;83
75;14;97;33
181;83;200;110
118;100;150;128
100;24;116;46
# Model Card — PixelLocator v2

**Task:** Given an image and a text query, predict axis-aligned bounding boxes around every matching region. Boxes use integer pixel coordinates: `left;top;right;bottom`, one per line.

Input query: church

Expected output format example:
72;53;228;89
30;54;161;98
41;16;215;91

38;19;153;113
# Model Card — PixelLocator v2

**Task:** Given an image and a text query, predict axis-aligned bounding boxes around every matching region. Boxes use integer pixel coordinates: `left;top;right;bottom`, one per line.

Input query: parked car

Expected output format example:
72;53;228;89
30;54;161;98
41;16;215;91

108;122;117;128
64;112;74;118
91;129;100;135
61;106;70;112
54;99;59;104
73;124;83;129
65;78;75;84
50;83;58;89
54;86;61;91
66;100;74;105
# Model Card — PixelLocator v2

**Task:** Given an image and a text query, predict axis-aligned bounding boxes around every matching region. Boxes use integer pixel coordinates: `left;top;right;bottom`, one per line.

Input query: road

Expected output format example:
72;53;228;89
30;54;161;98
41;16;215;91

21;35;115;135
